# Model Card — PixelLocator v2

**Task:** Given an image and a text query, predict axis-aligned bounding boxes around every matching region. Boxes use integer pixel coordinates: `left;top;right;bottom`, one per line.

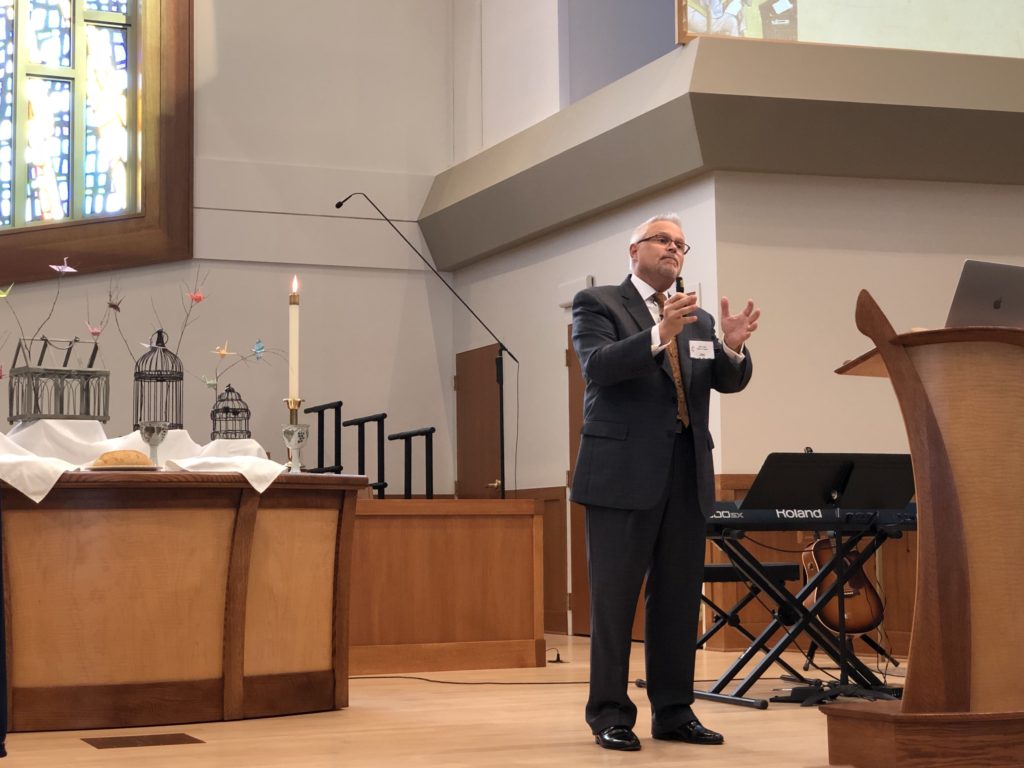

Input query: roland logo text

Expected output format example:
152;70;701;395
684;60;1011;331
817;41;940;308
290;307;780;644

775;508;823;519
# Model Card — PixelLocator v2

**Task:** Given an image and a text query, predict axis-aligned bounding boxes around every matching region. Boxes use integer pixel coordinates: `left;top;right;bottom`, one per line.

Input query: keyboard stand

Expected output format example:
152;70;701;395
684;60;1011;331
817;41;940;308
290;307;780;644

693;452;915;707
802;633;900;672
694;562;809;709
696;523;895;707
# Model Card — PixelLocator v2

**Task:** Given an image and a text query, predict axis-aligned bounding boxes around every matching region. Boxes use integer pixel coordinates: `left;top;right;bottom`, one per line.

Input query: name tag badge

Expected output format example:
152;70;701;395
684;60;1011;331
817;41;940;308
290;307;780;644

689;340;714;360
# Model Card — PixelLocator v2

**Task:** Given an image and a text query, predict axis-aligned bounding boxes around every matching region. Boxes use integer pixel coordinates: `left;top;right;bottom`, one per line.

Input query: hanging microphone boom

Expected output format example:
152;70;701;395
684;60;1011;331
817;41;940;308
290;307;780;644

333;192;517;363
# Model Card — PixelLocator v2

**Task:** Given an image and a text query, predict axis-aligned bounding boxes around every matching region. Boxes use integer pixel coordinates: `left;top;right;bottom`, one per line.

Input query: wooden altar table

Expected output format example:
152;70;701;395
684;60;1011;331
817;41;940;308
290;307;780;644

0;471;364;731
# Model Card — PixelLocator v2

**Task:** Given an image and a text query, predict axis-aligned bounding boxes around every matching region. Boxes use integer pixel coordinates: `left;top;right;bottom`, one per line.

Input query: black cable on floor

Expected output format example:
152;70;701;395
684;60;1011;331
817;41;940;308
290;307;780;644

349;674;786;687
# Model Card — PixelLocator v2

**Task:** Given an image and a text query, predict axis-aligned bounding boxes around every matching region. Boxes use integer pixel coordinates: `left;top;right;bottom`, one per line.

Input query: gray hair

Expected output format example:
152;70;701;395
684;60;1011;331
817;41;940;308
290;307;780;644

629;213;683;246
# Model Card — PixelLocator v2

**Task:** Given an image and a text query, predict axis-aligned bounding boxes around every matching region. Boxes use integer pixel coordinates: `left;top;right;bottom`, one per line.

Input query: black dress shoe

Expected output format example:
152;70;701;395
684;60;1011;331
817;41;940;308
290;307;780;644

594;725;641;751
652;718;724;745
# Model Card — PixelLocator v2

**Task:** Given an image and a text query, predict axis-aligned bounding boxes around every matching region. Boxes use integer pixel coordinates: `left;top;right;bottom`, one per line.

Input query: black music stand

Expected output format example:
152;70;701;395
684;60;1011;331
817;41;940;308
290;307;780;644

793;453;913;705
698;452;914;708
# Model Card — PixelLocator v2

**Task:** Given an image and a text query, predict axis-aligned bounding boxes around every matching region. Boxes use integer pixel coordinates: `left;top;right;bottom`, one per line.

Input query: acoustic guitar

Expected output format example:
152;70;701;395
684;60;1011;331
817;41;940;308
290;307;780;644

801;538;884;635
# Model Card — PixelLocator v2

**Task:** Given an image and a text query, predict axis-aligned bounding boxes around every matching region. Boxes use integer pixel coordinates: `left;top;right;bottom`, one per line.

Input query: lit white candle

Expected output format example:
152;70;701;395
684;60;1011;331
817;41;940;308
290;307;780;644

289;275;300;401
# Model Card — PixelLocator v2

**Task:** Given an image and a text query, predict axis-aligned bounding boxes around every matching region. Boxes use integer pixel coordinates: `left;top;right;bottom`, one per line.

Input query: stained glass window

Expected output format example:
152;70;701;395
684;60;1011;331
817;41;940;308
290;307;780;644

24;76;70;221
85;0;126;12
84;24;127;216
28;0;71;69
1;1;14;227
1;0;138;230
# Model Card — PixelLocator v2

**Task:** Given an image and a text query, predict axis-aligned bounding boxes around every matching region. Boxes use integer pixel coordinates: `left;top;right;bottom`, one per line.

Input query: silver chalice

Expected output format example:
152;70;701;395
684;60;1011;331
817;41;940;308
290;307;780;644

282;422;310;473
138;421;170;466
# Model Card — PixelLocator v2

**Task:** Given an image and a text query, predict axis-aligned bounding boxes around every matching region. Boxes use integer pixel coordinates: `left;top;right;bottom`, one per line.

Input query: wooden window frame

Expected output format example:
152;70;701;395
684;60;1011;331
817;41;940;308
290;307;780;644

0;0;193;283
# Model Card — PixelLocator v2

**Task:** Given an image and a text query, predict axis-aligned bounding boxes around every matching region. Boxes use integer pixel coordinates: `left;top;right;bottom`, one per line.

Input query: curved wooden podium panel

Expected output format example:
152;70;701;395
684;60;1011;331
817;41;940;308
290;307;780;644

906;338;1024;712
824;291;1024;767
0;471;364;731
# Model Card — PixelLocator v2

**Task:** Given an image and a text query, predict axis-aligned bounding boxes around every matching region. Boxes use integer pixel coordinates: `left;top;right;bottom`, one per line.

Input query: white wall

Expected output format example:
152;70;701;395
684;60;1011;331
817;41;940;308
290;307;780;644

558;0;677;105
451;0;483;163
194;0;454;175
452;0;561;161
450;171;1024;489
715;172;1024;471
192;0;454;267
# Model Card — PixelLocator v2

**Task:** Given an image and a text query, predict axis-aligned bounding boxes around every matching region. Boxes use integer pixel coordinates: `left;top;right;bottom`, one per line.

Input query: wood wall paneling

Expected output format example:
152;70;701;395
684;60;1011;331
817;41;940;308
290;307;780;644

349;498;545;673
510;486;568;634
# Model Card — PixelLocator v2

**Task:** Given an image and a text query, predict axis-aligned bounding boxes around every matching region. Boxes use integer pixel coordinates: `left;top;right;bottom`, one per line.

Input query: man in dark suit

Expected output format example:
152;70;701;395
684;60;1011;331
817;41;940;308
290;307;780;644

571;213;759;751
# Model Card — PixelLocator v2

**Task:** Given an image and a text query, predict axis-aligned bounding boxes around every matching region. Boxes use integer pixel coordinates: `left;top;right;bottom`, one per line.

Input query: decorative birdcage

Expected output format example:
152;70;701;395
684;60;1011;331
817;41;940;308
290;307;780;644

133;329;183;430
210;383;251;440
7;336;110;423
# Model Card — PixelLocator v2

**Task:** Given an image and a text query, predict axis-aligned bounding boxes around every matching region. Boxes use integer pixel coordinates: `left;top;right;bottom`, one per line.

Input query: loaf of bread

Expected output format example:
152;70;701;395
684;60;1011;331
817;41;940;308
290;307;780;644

92;449;153;467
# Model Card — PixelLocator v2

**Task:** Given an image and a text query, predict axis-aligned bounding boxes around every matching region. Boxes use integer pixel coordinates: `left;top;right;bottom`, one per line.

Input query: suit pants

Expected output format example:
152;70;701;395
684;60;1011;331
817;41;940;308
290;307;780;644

584;430;706;733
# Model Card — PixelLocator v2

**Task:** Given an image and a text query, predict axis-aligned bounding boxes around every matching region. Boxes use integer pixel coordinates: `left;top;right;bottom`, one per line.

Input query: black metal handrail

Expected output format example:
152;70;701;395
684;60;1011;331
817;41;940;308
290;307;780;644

387;426;435;499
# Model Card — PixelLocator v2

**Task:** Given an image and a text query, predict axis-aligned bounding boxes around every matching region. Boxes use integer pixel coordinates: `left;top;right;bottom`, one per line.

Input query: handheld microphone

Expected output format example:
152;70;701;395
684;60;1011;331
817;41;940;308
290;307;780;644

675;275;685;294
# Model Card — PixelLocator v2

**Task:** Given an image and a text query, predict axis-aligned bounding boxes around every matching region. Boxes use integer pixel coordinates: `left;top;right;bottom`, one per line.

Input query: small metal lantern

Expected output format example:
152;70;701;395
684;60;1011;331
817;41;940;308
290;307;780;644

8;336;110;423
133;329;183;430
210;383;251;440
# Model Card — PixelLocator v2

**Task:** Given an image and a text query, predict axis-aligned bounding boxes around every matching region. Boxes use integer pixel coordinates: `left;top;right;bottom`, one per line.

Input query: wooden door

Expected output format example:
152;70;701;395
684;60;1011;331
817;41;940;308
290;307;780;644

455;344;502;499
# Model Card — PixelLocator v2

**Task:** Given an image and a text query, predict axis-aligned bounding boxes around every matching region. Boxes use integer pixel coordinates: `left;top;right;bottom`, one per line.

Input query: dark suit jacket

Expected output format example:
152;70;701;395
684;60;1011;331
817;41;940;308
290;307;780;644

569;276;752;515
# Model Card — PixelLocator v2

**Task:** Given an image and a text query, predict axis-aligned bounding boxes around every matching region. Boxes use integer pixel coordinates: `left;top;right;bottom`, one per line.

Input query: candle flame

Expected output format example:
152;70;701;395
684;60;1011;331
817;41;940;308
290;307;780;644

291;275;299;293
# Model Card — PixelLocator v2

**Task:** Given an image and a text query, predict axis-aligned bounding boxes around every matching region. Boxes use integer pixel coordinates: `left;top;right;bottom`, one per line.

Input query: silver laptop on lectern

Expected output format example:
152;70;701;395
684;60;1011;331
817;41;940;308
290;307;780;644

945;260;1024;329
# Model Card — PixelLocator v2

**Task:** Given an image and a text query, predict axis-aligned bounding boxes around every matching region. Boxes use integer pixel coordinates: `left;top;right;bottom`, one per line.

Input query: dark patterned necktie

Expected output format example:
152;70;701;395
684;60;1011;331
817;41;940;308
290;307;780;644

653;292;690;427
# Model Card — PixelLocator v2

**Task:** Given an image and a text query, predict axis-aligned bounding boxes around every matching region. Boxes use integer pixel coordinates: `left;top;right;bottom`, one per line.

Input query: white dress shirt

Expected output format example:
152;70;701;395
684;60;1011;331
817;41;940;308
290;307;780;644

629;273;745;361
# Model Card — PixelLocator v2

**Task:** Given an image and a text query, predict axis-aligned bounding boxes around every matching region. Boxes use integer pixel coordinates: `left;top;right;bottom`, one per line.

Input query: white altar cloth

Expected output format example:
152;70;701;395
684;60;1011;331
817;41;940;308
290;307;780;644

0;420;286;502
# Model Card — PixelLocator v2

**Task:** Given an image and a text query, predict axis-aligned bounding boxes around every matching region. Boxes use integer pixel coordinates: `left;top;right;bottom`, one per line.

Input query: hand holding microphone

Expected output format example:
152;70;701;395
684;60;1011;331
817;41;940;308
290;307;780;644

658;276;698;341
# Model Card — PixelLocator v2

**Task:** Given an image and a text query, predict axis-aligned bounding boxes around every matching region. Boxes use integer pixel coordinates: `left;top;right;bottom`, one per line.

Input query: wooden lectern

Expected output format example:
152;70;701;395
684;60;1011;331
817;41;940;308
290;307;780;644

823;290;1024;767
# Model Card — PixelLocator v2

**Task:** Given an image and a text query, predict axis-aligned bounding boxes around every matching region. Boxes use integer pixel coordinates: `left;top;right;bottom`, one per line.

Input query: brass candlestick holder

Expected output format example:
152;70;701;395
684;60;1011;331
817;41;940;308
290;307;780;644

282;397;308;473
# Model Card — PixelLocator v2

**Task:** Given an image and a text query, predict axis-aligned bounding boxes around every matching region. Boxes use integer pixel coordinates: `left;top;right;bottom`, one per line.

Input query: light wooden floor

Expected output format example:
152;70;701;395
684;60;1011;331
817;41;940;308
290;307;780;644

2;634;902;767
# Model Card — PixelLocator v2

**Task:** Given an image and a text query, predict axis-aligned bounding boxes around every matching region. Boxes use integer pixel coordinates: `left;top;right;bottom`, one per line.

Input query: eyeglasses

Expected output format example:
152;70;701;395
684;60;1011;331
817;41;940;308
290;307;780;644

637;234;690;255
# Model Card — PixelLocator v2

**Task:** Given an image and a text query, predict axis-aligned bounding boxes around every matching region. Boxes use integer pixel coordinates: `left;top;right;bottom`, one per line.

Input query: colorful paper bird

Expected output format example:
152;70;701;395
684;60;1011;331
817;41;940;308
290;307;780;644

201;375;217;390
212;341;236;359
251;339;265;360
85;321;103;338
0;284;13;298
188;290;205;303
49;256;77;274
